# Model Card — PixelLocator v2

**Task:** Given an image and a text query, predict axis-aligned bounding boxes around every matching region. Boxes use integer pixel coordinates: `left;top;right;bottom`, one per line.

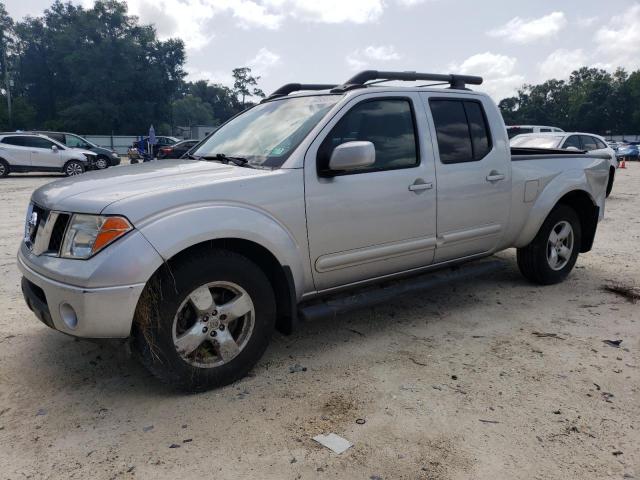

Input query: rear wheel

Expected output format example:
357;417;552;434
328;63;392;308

0;159;9;178
64;160;85;176
133;249;276;392
517;204;581;285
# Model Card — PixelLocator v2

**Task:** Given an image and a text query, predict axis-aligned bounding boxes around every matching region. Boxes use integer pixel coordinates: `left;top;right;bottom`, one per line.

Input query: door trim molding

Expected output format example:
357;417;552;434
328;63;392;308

438;224;501;246
315;236;437;273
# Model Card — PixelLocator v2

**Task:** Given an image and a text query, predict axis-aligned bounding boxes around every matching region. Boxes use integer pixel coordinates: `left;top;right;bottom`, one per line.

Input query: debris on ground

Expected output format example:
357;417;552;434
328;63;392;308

35;409;47;417
478;419;500;424
289;364;307;373
603;339;623;348
183;438;192;443
355;418;366;425
142;425;154;432
312;433;353;454
532;331;565;340
602;284;640;303
408;357;427;366
169;443;181;449
612;450;623;456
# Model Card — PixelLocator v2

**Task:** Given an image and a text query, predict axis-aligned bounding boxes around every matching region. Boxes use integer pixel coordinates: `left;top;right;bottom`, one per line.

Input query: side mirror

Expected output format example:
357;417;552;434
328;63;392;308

328;141;375;172
51;145;58;153
565;146;579;151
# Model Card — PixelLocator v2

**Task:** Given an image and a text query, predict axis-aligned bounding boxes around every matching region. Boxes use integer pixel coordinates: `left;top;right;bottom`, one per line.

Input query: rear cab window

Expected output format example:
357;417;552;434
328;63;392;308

429;98;492;164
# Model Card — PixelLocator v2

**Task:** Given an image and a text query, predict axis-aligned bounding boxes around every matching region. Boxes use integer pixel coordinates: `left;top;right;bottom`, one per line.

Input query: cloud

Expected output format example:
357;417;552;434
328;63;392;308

346;45;402;70
450;52;524;100
283;0;384;24
488;11;567;44
247;47;282;77
594;4;640;71
576;16;598;28
538;49;587;80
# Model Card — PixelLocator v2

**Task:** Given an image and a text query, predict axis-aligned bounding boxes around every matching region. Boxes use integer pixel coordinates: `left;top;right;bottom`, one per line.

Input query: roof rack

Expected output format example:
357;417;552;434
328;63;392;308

264;83;338;101
330;70;483;93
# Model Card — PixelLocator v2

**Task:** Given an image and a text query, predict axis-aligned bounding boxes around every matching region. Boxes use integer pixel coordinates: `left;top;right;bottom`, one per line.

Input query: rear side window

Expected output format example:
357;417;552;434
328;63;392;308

507;126;534;138
593;137;607;150
22;137;56;149
580;135;598;151
318;98;419;173
430;99;492;164
540;128;552;132
563;135;581;149
1;136;29;146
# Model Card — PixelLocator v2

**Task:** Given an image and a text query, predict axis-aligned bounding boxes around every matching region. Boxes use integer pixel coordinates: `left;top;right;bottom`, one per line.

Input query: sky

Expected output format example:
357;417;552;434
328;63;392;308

4;0;640;101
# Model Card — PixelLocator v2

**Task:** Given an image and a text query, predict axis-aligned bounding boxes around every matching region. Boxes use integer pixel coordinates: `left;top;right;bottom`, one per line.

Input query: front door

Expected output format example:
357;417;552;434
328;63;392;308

305;93;437;291
26;137;63;169
423;93;511;262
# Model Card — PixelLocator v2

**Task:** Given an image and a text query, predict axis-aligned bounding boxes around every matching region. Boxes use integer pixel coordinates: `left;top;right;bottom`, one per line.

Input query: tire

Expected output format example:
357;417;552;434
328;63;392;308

95;156;109;169
133;249;276;392
0;159;9;178
606;168;615;197
64;160;85;176
517;204;582;285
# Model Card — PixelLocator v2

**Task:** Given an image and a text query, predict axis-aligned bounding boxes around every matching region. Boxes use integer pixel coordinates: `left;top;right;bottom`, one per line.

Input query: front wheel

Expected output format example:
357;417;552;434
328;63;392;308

133;249;276;392
0;159;9;178
517;204;582;285
95;156;109;169
64;160;85;176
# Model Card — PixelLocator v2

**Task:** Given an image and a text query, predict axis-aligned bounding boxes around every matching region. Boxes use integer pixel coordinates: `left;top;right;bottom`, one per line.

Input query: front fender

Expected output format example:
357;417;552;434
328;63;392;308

137;203;307;299
514;160;607;248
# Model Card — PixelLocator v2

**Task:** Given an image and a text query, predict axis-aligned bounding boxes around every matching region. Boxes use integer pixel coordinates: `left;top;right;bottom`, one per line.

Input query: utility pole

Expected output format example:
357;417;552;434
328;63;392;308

2;37;11;129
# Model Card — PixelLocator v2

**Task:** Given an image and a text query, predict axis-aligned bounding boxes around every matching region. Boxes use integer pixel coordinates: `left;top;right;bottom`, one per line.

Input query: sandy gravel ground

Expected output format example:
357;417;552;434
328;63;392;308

0;165;638;480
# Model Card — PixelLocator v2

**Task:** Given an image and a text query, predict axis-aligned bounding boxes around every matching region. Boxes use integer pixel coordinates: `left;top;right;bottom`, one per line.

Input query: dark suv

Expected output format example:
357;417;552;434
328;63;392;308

33;131;120;169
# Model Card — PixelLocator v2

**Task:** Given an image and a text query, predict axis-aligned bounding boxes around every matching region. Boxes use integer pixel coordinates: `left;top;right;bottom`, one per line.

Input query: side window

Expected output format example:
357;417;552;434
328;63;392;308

47;133;65;142
593;137;607;150
1;136;29;146
430;99;492;164
563;135;581;149
24;137;56;149
318;98;418;173
580;135;597;151
540;128;552;132
64;134;87;148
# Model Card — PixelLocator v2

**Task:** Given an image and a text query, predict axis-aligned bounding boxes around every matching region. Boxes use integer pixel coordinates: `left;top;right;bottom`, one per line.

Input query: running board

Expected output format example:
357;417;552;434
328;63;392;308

298;258;508;322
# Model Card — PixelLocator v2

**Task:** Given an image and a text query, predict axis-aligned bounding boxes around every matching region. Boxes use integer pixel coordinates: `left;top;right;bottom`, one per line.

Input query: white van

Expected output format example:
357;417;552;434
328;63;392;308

507;125;564;139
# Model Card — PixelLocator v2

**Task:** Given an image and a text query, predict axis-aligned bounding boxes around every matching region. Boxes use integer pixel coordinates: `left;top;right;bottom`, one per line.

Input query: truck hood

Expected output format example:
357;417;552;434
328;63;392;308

32;160;269;215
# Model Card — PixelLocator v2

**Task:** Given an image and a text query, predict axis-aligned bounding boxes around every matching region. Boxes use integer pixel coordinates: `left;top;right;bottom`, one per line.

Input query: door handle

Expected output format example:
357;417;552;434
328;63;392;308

486;171;505;182
408;179;433;193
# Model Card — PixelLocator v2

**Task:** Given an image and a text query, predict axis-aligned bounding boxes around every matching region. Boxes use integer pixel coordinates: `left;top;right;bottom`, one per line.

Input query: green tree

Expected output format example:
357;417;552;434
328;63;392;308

232;67;264;107
171;95;214;126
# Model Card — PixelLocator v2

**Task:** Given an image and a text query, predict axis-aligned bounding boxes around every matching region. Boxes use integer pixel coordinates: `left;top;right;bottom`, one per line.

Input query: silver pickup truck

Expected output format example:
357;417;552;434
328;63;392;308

18;71;609;391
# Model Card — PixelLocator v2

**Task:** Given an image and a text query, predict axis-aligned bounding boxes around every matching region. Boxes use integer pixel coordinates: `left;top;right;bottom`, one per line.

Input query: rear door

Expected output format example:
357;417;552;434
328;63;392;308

422;93;511;263
0;136;32;166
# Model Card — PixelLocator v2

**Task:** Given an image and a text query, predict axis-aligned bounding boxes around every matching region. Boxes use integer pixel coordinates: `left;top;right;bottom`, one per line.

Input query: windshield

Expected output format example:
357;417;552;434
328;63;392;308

191;95;340;168
510;135;564;149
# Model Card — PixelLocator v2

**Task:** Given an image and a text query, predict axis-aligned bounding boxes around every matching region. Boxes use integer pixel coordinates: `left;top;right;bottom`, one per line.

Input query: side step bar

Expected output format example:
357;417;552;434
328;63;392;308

298;258;508;322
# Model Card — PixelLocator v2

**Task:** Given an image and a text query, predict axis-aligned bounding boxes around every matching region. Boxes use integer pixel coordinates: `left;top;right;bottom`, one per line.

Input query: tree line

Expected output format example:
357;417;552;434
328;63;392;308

2;0;640;136
499;67;640;135
0;0;264;135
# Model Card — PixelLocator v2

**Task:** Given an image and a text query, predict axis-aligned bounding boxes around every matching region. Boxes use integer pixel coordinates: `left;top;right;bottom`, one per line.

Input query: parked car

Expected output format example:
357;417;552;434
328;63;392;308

0;132;94;177
616;143;640;160
506;125;564;139
606;140;619;151
158;139;200;159
18;70;610;391
128;136;179;162
510;132;618;197
32;131;120;169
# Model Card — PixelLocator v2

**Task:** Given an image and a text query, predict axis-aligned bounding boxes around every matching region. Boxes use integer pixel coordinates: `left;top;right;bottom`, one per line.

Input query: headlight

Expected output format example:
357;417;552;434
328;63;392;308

61;214;132;259
111;151;119;158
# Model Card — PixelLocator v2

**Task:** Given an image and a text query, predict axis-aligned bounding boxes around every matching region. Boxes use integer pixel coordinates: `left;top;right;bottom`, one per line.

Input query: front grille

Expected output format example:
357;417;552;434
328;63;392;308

28;206;71;256
48;213;70;253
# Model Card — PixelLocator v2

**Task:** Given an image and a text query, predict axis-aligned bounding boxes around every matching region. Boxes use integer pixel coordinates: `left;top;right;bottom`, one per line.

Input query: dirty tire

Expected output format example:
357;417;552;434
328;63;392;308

606;168;614;197
95;156;109;169
133;248;276;392
517;204;582;285
0;159;9;178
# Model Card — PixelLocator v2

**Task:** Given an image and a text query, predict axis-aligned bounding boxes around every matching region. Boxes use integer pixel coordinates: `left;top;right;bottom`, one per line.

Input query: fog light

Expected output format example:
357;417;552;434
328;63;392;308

60;303;78;329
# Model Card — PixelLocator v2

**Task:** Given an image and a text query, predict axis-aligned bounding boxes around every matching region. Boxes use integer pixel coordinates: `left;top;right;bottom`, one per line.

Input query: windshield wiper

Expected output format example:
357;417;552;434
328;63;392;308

198;153;251;167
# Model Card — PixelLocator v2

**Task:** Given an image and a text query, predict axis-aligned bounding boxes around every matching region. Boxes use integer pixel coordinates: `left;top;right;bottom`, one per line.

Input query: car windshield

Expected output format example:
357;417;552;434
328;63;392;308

510;135;564;149
191;95;340;168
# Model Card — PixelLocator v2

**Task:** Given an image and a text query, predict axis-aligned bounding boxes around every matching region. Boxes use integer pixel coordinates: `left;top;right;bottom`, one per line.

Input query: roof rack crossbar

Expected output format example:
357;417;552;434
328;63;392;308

331;70;483;92
264;83;338;101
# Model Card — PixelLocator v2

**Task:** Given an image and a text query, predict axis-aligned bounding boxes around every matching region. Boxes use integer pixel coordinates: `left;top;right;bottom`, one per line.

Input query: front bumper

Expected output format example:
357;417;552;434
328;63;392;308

19;255;145;338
